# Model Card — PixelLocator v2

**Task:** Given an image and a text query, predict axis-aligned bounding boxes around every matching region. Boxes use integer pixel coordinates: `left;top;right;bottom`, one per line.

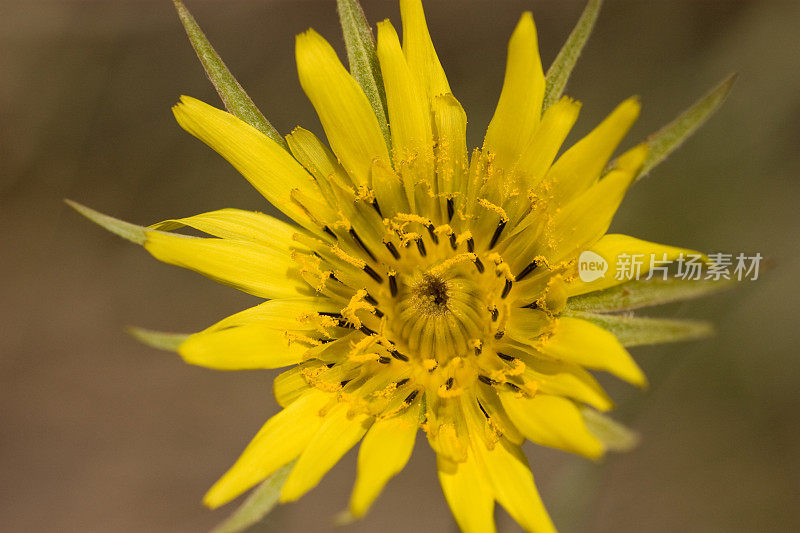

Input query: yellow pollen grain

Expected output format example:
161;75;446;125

477;198;508;222
331;243;365;269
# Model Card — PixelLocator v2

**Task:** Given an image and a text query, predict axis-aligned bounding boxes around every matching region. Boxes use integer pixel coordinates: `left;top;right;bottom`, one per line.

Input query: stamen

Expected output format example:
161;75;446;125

489;220;507;249
477;400;491;418
396;378;410;387
360;325;377;336
497;352;515;362
372;199;382;217
446;197;454;221
501;279;513;299
490;307;499;321
416;237;427;257
474;257;485;273
363;293;378;306
445;377;454;390
478;375;496;386
516;261;538;281
378;356;391;364
385;241;401;260
494;330;505;340
426;224;439;244
404;390;419;404
389;274;398;297
323;226;337;239
363;264;383;283
449;232;457;250
349;228;377;262
390;349;410;362
467;237;475;253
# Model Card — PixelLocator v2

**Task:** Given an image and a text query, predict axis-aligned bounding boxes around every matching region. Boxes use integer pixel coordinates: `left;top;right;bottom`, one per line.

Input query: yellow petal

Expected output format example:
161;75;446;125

296;29;390;186
202;298;340;333
514;96;581;187
172;96;320;227
543;97;641;205
150;208;301;246
349;400;421;517
471;438;556;533
437;451;496;533
399;0;450;99
280;403;372;502
376;20;434;179
286;126;353;197
203;390;329;508
499;392;604;459
273;364;314;408
432;93;468;207
144;231;308;299
539;316;647;387
523;357;613;412
178;323;309;370
566;233;706;297
484;12;545;173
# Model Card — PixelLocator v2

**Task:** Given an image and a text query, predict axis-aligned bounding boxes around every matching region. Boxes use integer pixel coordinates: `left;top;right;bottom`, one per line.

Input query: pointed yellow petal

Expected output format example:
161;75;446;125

432;93;468;204
172;96;320;227
280;403;372;502
499;393;604;459
523;356;614;412
484;12;545;173
296;29;390;185
349;400;421;517
543;96;641;204
286;126;353;195
399;0;450;99
273;365;313;408
471;438;556;533
144;231;308;299
178;323;309;370
540;316;647;387
437;451;496;533
202;298;339;333
203;390;329;509
150;208;301;246
566;233;706;297
376;20;434;176
514;96;581;187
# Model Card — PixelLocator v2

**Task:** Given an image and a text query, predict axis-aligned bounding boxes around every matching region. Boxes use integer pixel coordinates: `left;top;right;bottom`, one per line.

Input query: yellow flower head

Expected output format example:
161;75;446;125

71;0;734;531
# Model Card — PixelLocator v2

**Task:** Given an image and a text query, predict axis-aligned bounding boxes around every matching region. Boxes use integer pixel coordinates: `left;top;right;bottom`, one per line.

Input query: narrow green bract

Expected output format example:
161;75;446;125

543;0;603;112
173;0;287;149
636;73;737;180
337;0;391;147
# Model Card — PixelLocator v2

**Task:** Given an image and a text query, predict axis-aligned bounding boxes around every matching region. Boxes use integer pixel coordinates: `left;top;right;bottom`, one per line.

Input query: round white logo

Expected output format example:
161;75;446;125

578;250;608;282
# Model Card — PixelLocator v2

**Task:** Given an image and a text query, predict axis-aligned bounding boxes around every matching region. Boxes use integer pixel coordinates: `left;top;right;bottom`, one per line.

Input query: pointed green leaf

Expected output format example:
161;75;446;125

127;327;188;351
566;276;734;314
543;0;602;111
211;460;296;533
565;311;714;347
336;0;390;147
173;0;287;149
65;199;146;245
581;408;639;452
635;73;737;181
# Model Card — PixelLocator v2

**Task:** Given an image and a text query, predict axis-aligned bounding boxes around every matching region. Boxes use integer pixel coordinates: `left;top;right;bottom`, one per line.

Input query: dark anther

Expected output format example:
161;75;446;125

364;293;378;306
427;224;439;244
318;337;334;344
416;237;427;257
404;390;419;404
494;330;505;340
526;301;539;310
318;311;343;318
385;241;400;260
477;400;491;418
378;356;391;364
363;264;383;283
474;257;485;273
516;261;538;282
329;272;340;282
490;307;499;321
323;226;337;239
396;378;410;387
501;279;513;299
340;380;351;387
325;362;336;368
445;377;454;390
373;308;384;318
446;197;454;221
336;318;351;328
474;344;482;356
389;274;398;297
467;237;475;253
497;352;515;362
489;220;507;249
449;232;457;250
390;350;409;361
506;382;522;392
477;375;495;386
360;325;377;336
372;199;383;217
349;228;377;262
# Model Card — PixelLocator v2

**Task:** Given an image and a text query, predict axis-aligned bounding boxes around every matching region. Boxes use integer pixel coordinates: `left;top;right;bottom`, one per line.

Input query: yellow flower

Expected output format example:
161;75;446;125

71;0;733;531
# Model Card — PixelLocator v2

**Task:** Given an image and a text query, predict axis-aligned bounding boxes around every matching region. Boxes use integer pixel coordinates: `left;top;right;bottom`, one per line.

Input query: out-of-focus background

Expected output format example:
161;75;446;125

2;0;799;531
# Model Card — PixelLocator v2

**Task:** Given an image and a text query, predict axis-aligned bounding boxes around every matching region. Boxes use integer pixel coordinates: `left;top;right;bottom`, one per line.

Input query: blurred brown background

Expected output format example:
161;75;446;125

2;0;799;531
